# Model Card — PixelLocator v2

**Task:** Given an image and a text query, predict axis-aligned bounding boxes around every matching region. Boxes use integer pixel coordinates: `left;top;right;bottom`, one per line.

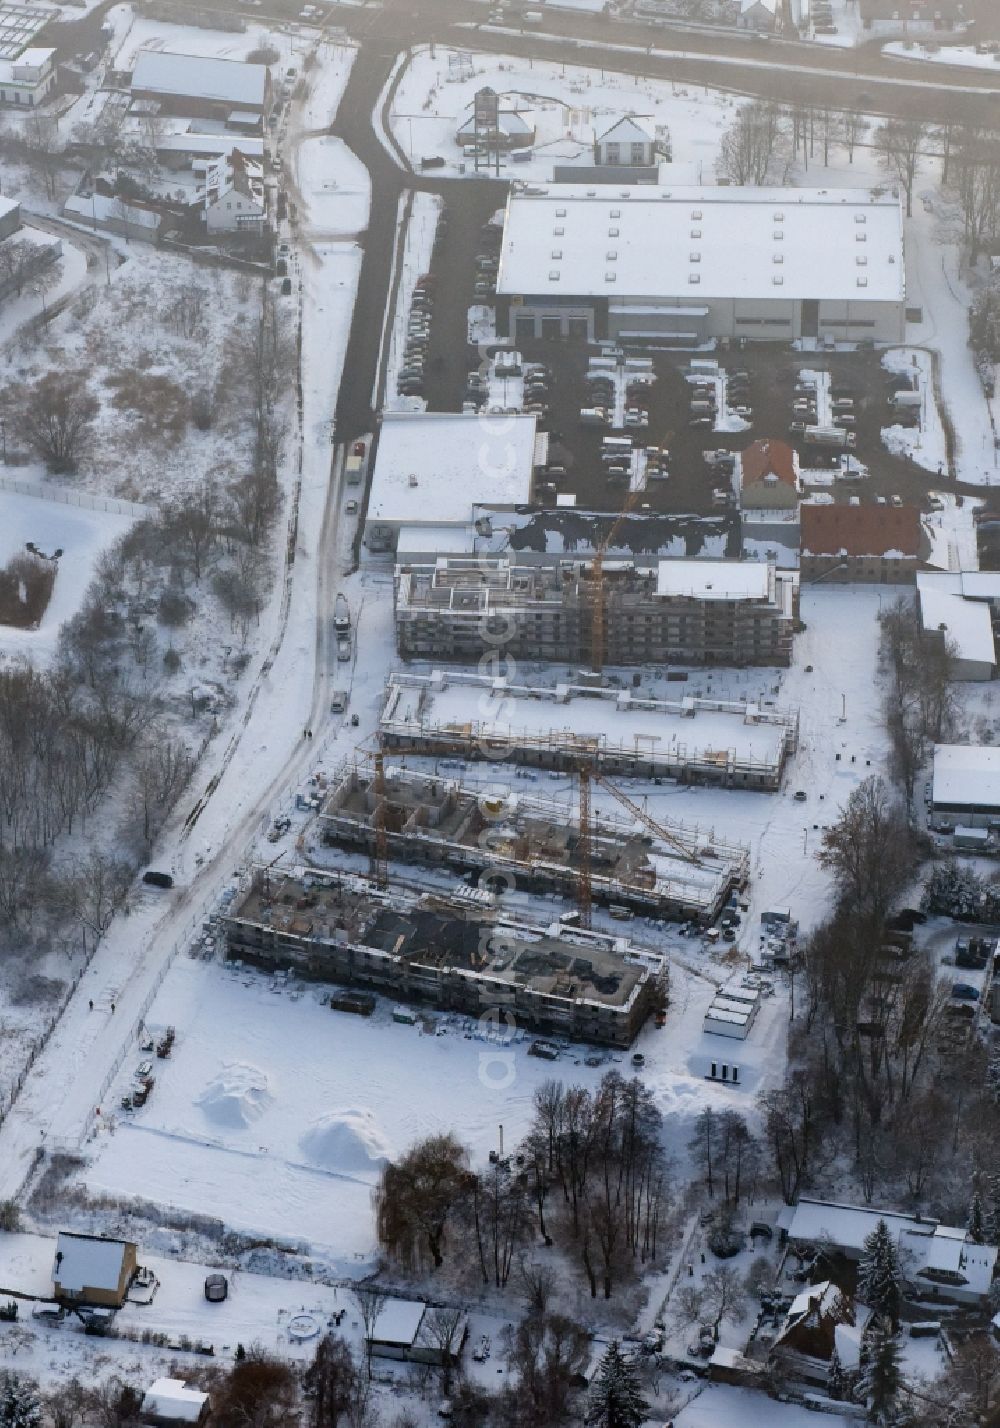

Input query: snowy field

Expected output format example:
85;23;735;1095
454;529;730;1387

0;483;138;662
77;944;789;1270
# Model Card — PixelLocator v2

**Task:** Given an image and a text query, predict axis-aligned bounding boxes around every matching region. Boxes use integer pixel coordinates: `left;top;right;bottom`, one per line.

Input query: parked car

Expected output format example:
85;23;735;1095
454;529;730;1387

143;870;174;889
204;1274;229;1303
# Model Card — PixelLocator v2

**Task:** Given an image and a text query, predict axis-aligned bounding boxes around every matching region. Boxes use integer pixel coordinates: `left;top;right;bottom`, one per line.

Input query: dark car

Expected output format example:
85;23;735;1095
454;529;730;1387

952;983;981;1001
204;1273;229;1303
280;277;292;296
143;870;174;889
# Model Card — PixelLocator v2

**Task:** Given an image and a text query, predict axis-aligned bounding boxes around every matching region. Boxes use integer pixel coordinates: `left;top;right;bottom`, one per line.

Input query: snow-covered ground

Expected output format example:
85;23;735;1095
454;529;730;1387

884;40;999;71
384;192;441;413
880;347;948;475
389;44;738;182
0;481;139;662
922;489;983;572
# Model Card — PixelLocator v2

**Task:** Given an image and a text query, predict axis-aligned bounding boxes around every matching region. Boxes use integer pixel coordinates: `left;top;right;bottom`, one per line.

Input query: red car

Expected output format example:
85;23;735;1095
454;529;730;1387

352;440;366;457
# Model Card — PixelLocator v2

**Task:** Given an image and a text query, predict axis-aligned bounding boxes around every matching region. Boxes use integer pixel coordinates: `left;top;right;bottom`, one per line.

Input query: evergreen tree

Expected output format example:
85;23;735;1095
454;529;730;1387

0;1373;41;1428
857;1219;902;1327
968;1188;986;1245
985;1174;1000;1248
828;1346;847;1401
587;1342;648;1428
858;1326;902;1425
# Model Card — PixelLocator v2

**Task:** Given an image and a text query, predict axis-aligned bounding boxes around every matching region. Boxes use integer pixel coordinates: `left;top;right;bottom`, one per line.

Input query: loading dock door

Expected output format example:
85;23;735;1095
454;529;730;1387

568;318;589;341
541;317;563;340
515;316;536;343
801;300;819;339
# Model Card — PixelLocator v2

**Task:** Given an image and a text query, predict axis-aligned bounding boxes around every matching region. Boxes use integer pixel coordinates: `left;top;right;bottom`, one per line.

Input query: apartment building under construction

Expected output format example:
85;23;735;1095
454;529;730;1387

393;556;798;667
221;867;665;1047
320;762;748;924
380;672;797;792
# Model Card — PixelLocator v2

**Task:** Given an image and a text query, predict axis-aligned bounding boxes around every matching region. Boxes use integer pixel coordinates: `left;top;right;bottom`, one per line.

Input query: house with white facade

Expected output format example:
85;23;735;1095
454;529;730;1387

594;116;657;168
0;47;55;107
199;148;266;235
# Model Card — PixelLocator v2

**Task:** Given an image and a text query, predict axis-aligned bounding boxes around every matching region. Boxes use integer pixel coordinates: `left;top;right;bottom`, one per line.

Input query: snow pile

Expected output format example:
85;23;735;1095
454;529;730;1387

299;1108;393;1175
197;1062;273;1129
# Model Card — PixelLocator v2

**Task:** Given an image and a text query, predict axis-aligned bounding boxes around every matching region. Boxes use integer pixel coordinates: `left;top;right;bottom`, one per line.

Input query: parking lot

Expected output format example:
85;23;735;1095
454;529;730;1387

406;210;960;518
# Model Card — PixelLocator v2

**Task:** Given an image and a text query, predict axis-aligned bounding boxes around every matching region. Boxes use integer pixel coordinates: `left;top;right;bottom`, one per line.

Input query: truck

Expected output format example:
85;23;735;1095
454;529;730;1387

891;389;922;411
334;593;350;633
344;453;364;485
802;425;856;450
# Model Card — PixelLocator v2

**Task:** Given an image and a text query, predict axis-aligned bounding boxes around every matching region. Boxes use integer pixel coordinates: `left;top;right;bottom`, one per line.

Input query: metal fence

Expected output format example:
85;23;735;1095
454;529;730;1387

0;472;155;520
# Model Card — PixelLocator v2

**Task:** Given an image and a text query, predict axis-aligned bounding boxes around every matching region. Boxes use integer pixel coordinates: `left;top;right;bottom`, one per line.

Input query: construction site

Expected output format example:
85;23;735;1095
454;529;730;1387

393;555;799;668
220;867;666;1047
379;671;797;792
319;760;747;923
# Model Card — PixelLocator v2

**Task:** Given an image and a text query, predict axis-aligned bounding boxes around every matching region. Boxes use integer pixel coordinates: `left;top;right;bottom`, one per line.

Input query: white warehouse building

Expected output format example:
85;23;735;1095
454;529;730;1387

495;185;906;346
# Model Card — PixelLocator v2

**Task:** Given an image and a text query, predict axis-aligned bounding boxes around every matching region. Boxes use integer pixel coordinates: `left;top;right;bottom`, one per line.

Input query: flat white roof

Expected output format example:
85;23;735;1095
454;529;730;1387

497;186;904;305
141;1380;207;1424
396;524;478;556
131;51;269;109
933;744;1000;810
656;559;771;601
369;413;537;527
917;578;996;667
156;133;264;159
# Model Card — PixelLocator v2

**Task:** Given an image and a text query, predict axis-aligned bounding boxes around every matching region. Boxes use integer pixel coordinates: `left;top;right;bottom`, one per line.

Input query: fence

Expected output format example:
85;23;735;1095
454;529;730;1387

0;472;155;521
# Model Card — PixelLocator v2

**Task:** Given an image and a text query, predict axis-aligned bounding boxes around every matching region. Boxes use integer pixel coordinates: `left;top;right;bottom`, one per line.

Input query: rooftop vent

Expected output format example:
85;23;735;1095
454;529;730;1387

605;271;617;282
773;254;784;264
689;273;701;285
608;227;619;237
555;207;567;217
554;226;564;236
690;251;701;262
548;270;560;281
691;227;702;238
857;276;869;288
551;249;562;259
772;275;784;286
606;249;618;260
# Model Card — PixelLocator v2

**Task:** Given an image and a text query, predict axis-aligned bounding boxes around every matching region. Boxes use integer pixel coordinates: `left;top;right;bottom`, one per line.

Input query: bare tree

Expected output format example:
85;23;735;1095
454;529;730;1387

875;118;928;218
354;1285;388;1383
717;101;789;185
422;1306;466;1397
817;775;915;925
7;372;98;474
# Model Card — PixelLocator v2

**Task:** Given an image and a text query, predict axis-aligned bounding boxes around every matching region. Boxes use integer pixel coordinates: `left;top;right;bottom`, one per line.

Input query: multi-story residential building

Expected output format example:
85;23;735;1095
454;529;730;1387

393;555;798;667
221;868;665;1047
